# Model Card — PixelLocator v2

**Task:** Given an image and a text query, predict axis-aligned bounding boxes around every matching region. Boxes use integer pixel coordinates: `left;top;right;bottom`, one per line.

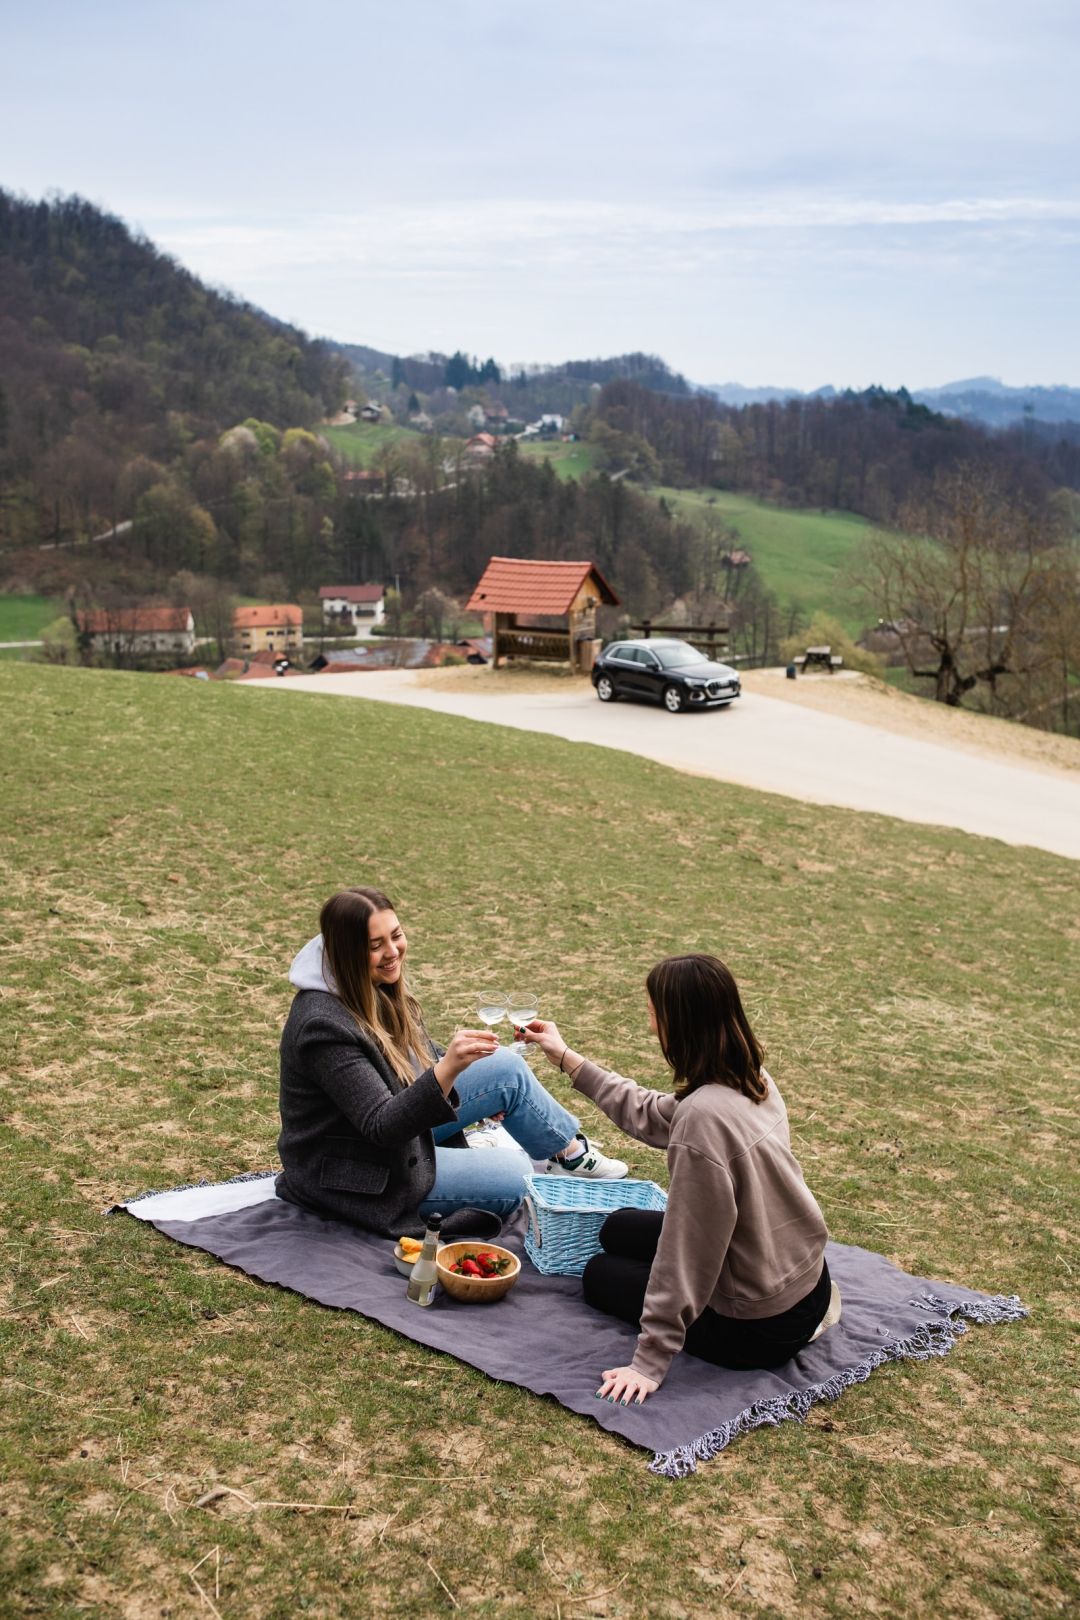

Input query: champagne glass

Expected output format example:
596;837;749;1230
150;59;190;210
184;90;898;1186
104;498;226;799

506;990;539;1055
475;990;508;1044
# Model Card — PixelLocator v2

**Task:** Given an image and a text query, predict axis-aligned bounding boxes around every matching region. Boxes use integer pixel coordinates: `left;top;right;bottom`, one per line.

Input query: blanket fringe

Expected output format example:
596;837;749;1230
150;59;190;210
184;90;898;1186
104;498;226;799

648;1291;1028;1479
107;1169;278;1213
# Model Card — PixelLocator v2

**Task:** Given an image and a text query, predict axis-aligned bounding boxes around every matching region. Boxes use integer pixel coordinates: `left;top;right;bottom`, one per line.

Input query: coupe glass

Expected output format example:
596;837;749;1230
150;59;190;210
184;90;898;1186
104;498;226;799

506;990;539;1054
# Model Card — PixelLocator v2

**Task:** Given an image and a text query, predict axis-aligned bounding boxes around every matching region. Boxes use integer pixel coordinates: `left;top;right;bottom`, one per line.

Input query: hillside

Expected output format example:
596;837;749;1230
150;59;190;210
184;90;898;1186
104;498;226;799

649;487;885;635
1;660;1074;1618
0;191;348;550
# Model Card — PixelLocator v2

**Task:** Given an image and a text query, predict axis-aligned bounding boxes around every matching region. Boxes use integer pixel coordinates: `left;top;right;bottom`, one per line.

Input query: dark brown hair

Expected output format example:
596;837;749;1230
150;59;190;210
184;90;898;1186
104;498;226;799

646;954;767;1103
320;887;429;1084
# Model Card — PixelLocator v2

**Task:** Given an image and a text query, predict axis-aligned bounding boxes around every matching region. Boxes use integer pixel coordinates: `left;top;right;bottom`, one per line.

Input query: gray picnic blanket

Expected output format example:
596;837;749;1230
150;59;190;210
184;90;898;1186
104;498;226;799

116;1173;1027;1477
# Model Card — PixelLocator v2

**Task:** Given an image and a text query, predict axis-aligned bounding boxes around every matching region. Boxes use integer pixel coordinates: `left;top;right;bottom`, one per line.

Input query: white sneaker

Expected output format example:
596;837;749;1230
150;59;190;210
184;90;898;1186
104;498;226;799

546;1134;628;1180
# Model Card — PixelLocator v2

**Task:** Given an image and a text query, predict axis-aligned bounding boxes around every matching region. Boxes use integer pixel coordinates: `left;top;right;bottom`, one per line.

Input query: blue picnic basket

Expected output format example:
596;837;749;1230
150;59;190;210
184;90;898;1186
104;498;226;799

522;1173;668;1276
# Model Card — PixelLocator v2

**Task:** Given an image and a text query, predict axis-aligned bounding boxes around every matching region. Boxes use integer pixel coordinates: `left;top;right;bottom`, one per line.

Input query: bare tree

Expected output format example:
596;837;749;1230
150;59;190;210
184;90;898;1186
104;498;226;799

851;466;1063;711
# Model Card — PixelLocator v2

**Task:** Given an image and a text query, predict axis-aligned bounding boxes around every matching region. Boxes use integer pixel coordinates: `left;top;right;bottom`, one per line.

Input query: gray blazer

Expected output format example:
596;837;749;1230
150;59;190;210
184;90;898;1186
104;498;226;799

276;989;465;1238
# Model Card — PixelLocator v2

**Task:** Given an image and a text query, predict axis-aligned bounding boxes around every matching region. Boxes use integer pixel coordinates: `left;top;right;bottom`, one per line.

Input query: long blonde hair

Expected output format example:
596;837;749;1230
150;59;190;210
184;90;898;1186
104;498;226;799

320;888;431;1084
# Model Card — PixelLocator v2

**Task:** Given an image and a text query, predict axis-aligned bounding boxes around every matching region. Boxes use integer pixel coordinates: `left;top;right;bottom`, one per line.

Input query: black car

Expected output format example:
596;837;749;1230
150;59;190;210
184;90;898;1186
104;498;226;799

591;638;741;713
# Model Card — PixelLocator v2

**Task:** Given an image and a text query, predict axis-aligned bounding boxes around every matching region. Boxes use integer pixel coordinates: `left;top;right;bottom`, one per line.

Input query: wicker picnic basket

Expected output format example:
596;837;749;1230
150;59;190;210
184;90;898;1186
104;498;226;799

522;1173;668;1276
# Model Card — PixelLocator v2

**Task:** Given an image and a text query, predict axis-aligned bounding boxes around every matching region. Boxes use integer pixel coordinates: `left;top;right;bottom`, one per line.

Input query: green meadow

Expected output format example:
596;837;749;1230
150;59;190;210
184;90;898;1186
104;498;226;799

518;439;603;481
0;593;60;641
517;439;893;634
1;663;1076;1618
319;420;432;467
649;489;891;635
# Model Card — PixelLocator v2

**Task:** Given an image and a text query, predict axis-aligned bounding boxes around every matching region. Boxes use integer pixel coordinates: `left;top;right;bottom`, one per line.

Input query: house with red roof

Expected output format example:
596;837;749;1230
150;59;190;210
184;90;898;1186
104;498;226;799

233;603;303;655
319;584;386;628
77;606;196;657
465;557;618;669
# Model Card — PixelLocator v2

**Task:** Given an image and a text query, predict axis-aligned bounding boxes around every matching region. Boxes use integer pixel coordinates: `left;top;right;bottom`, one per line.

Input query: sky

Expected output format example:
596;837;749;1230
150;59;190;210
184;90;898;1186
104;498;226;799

3;0;1079;389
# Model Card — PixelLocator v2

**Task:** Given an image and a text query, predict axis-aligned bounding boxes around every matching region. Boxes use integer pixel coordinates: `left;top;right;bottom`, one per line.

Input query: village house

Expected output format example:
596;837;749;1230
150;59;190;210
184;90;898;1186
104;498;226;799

358;402;383;422
464;432;498;464
233;604;304;655
318;584;386;628
77;606;196;657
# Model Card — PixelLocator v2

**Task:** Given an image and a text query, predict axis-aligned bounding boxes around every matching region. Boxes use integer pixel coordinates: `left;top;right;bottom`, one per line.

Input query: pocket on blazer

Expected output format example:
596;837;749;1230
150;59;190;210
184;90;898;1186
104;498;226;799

319;1153;390;1195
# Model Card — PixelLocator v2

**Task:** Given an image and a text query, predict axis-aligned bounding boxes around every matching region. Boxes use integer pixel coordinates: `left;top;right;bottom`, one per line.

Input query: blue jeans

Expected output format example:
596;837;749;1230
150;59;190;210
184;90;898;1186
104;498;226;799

417;1049;580;1221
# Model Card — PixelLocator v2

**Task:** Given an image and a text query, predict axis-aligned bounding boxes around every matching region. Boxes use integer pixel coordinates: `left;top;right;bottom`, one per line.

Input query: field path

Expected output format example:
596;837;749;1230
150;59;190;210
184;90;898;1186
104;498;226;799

242;670;1080;860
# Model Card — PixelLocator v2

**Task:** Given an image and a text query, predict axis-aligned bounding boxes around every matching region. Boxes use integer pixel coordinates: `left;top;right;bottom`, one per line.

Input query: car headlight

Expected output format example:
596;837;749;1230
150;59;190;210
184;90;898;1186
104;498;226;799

684;678;706;688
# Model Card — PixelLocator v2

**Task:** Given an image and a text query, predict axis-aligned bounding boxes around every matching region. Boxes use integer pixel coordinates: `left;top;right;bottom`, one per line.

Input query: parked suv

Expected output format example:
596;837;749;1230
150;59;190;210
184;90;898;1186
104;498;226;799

591;639;741;712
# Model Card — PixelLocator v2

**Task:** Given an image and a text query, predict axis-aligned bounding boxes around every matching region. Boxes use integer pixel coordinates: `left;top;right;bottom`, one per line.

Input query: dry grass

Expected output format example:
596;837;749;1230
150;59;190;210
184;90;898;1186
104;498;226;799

0;662;1077;1619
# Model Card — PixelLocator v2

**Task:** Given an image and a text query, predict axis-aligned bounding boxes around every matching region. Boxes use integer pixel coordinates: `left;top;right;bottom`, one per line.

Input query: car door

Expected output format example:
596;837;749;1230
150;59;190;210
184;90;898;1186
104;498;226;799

635;646;665;702
605;644;641;697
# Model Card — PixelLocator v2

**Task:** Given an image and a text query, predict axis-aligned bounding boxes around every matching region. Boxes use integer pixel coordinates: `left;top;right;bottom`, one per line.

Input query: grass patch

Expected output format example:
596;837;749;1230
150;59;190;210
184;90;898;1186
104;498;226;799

0;593;60;641
518;439;602;481
321;421;442;467
1;663;1076;1618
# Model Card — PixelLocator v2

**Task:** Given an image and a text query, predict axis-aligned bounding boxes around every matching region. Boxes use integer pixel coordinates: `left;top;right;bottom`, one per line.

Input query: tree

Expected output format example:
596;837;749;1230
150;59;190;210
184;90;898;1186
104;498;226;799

415;587;460;642
167;568;239;661
852;466;1063;711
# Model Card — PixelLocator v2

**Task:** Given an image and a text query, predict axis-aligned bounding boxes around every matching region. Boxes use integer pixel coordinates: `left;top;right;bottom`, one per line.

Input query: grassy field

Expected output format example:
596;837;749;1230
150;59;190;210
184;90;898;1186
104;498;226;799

0;593;60;641
518;439;602;481
320;421;428;467
1;663;1076;1619
647;489;891;636
516;442;894;635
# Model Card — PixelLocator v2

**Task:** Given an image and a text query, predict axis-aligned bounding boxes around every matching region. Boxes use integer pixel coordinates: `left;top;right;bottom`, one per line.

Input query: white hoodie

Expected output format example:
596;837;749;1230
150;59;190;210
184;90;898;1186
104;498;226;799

289;934;337;994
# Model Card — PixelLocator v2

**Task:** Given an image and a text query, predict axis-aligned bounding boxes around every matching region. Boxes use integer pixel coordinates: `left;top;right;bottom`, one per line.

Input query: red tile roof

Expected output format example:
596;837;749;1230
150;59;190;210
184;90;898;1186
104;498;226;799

465;558;619;615
318;584;385;602
233;603;303;628
77;607;193;634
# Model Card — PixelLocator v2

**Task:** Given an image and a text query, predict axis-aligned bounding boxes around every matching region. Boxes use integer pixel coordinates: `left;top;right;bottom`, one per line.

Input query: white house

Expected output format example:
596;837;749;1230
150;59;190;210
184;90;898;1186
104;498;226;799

77;606;196;656
319;584;387;628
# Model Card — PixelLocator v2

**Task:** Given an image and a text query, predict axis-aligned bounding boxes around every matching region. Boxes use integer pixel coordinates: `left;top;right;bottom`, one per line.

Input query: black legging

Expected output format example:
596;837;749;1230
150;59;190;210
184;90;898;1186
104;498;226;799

582;1208;831;1371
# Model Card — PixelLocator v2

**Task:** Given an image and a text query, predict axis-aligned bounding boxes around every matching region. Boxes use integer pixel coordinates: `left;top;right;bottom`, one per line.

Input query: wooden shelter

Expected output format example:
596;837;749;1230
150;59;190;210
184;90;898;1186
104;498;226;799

466;557;619;669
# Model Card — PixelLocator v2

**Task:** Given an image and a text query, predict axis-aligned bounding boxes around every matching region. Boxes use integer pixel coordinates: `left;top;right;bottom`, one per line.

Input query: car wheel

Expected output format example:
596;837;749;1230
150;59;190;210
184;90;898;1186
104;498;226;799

596;674;617;702
663;684;685;714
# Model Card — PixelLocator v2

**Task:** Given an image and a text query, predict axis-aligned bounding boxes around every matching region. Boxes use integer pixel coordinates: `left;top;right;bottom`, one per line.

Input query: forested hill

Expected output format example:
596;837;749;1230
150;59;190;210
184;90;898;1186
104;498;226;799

336;341;692;416
0;191;348;546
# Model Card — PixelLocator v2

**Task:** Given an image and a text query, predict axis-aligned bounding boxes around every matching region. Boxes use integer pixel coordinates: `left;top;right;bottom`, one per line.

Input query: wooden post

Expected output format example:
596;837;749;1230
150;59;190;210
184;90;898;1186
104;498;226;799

642;619;652;639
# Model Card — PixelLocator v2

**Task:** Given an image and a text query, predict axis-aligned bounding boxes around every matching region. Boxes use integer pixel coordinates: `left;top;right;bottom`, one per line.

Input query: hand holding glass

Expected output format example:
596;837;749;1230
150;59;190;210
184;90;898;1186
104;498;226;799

506;990;539;1054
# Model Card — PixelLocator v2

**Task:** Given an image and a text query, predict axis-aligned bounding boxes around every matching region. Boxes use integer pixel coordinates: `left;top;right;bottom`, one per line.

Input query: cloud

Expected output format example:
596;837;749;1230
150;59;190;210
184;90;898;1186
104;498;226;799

150;193;1080;289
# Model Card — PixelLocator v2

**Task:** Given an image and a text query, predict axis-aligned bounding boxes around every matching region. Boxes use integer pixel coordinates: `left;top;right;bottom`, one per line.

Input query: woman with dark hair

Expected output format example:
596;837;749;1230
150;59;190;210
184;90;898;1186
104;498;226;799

276;887;627;1238
524;954;838;1405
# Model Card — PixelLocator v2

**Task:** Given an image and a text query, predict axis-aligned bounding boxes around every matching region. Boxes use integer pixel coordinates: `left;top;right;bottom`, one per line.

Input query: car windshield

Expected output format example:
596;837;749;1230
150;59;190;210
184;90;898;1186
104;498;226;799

651;641;709;669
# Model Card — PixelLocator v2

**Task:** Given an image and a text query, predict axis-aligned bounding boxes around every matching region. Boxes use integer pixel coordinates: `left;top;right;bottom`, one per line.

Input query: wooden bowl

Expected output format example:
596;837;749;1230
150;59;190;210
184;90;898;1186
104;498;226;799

435;1242;521;1303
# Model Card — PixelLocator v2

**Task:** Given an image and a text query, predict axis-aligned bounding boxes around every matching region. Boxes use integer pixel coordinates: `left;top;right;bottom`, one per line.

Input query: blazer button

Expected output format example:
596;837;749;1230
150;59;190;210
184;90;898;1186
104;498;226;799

408;1155;418;1167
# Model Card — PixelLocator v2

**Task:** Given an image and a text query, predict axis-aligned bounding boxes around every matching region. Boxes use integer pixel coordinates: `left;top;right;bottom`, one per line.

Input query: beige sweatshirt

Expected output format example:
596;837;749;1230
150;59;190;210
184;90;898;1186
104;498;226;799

571;1060;828;1384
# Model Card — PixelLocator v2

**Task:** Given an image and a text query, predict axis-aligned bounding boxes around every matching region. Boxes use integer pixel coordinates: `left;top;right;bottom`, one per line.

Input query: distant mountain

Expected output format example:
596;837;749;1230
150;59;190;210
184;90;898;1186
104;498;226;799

911;379;1080;429
704;376;1080;429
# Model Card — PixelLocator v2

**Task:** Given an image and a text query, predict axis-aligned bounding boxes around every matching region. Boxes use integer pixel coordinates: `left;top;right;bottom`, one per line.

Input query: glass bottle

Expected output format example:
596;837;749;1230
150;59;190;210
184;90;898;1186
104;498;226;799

406;1212;443;1307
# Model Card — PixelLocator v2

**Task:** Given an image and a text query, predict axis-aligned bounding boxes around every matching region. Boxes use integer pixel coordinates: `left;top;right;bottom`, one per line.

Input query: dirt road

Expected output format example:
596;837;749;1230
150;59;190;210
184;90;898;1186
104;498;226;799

241;668;1080;860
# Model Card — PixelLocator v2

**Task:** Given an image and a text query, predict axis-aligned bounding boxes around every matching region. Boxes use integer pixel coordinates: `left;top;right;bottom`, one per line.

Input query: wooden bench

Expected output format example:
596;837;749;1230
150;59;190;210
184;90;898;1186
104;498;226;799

793;645;844;673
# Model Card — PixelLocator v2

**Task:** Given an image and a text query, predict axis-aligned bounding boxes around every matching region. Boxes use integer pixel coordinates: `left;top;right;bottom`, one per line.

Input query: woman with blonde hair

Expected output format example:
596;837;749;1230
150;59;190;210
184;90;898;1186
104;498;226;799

276;887;626;1237
524;953;837;1405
